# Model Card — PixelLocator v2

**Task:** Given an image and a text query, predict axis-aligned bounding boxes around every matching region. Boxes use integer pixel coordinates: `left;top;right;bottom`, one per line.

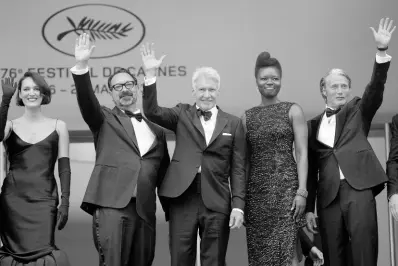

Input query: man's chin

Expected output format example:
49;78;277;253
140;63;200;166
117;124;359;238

119;97;136;106
198;103;215;111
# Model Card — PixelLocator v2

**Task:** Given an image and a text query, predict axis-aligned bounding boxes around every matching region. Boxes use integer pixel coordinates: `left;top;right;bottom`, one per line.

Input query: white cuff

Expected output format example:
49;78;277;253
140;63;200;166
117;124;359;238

70;65;89;75
232;208;244;215
376;53;392;63
144;76;156;86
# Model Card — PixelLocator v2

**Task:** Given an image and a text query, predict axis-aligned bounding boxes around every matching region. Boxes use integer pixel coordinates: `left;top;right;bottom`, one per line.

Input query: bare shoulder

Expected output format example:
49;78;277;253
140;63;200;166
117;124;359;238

54;119;68;133
289;103;305;119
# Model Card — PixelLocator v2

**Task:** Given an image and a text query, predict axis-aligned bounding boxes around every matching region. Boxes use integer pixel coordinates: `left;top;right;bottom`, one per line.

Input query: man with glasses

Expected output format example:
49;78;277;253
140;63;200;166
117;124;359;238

69;33;170;266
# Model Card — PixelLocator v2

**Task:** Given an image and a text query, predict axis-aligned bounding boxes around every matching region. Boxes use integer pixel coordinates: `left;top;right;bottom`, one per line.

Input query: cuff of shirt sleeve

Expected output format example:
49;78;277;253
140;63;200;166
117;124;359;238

388;193;397;201
144;76;156;86
70;65;89;75
232;208;244;215
376;53;392;63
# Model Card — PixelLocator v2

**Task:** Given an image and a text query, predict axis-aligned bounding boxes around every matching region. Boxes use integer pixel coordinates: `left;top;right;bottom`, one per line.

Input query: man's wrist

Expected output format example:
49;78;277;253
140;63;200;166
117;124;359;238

310;246;317;253
389;193;398;201
232;208;244;215
145;68;157;79
75;61;89;70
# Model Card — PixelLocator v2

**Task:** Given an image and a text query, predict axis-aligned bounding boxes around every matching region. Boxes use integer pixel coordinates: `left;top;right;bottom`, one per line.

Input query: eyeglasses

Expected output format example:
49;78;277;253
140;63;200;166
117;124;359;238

111;81;137;91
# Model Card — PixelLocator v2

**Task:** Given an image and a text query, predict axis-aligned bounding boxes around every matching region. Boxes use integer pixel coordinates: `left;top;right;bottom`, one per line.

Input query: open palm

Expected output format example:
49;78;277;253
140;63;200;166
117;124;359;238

1;77;17;97
75;33;95;62
370;17;396;48
140;43;166;70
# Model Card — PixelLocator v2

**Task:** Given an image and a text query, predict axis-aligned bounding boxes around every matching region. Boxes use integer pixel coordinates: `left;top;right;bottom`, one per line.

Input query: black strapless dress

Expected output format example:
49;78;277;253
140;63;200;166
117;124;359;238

0;130;70;266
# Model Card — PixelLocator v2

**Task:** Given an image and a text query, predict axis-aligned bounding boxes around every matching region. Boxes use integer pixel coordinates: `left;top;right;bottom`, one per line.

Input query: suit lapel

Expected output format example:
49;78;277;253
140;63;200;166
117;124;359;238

189;105;205;138
315;112;324;142
334;106;348;146
207;109;228;147
113;107;139;152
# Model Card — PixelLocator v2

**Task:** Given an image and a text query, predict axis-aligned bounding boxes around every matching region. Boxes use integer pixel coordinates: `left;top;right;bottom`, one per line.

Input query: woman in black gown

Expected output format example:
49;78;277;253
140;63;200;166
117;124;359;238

0;73;71;266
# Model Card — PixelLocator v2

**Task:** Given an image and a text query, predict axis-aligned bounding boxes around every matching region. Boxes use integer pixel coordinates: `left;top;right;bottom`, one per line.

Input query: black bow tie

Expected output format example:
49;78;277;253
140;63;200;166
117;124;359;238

325;107;341;117
197;109;212;121
125;110;143;122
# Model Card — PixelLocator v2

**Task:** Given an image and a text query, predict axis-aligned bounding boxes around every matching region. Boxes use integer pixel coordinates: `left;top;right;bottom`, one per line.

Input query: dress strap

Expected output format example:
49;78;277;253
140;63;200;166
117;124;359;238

55;119;58;129
10;120;13;131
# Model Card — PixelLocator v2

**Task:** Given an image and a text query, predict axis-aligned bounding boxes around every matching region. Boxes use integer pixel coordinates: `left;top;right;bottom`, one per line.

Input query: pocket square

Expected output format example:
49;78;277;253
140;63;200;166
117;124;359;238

222;133;232;136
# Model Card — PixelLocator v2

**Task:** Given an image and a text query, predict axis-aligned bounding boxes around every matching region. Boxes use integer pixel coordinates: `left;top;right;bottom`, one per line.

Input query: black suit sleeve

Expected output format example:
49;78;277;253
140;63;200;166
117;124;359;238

230;119;247;211
360;60;390;134
299;227;315;257
306;122;318;213
157;132;171;221
387;114;398;199
142;83;181;132
72;72;104;132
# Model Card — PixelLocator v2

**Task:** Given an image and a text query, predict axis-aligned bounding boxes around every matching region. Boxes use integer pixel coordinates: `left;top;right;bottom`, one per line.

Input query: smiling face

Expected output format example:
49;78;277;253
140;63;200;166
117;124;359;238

256;66;281;99
109;72;138;108
19;77;44;107
192;75;220;111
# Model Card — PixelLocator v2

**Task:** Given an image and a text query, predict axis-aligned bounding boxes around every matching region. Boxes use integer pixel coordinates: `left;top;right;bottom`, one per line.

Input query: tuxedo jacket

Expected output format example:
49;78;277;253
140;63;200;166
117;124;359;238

72;72;170;226
142;82;246;216
307;61;390;212
387;114;398;199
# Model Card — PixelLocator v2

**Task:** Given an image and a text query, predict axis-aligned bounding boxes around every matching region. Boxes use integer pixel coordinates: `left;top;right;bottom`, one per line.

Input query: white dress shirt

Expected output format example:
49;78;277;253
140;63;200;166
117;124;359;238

196;105;218;172
317;53;392;180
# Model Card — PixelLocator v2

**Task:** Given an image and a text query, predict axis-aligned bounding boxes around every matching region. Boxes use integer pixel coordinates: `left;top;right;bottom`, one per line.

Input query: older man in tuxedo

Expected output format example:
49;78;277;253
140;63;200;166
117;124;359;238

306;18;395;266
141;43;246;266
69;34;170;266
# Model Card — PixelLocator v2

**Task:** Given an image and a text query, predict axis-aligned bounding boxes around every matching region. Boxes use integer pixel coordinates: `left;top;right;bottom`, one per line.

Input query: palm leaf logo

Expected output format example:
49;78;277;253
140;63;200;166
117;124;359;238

57;16;133;41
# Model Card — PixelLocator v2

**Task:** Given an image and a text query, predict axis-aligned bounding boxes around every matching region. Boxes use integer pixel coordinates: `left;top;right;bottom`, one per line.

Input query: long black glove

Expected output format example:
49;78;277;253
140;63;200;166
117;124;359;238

57;157;71;230
0;78;17;141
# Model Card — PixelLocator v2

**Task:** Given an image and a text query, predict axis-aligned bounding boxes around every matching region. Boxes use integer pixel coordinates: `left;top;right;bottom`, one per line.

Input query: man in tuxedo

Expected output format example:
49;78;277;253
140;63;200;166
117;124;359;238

140;43;246;266
69;33;170;266
306;18;395;266
386;114;398;222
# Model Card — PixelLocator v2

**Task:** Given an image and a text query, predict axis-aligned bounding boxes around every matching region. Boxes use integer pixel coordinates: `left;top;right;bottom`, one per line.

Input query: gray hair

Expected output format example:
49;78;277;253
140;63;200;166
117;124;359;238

319;68;351;100
192;67;221;91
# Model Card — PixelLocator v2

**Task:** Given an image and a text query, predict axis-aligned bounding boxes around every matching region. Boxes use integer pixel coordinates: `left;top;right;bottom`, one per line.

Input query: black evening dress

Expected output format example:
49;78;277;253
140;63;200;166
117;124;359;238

245;102;306;266
0;129;70;266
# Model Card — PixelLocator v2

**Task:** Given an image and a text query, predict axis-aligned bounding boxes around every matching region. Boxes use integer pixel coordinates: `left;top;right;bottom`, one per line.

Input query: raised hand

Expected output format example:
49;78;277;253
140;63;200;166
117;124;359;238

140;43;166;77
1;77;17;98
370;17;396;49
75;33;96;64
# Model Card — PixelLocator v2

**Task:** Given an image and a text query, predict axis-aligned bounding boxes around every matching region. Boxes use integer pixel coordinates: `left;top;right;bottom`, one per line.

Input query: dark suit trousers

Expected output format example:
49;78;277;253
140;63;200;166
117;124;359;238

92;198;155;266
169;173;230;266
318;180;377;266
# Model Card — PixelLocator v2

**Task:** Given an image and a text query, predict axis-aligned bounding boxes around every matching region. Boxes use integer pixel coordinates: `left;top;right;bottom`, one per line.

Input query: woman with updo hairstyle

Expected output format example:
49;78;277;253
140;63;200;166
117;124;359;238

242;52;309;265
0;72;71;265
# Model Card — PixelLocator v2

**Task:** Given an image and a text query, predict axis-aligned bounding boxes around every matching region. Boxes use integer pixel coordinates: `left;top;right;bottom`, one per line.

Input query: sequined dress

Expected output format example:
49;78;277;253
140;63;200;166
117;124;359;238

245;102;306;266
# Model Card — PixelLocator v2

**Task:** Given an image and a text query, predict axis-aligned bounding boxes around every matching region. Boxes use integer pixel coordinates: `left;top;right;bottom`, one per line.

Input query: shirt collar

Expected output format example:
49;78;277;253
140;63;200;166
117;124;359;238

120;108;141;114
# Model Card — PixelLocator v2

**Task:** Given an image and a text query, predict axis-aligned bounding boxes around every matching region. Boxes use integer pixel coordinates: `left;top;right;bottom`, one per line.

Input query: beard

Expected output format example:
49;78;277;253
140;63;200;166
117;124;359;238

114;91;137;106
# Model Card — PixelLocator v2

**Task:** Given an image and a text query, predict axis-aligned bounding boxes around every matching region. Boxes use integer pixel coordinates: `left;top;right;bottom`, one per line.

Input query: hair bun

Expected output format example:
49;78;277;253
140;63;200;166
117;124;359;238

255;52;270;66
